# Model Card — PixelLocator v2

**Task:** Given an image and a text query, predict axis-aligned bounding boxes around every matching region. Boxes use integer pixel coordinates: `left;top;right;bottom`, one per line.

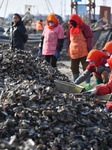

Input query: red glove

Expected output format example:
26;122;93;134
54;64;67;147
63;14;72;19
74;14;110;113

106;102;112;112
96;83;112;96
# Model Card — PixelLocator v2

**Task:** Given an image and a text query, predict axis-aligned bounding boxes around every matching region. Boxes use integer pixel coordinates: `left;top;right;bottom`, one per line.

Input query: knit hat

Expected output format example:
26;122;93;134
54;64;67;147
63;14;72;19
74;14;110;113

86;49;106;66
102;41;112;55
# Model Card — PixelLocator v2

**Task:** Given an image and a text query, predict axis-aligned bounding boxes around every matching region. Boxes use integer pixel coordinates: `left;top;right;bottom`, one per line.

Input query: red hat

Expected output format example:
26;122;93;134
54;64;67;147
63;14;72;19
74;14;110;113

87;49;106;66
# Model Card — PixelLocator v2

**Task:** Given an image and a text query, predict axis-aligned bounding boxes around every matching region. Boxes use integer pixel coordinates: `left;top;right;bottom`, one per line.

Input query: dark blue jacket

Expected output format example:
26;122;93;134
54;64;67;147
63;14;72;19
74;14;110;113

8;21;27;50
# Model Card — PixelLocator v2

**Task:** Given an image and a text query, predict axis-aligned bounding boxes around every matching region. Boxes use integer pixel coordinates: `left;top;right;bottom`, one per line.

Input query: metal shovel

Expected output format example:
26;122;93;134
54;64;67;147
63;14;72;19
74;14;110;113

54;80;111;101
54;80;86;93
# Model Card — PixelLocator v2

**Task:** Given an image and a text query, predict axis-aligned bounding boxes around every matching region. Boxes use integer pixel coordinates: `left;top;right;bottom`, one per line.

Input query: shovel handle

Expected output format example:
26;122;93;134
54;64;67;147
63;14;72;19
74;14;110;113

74;92;90;96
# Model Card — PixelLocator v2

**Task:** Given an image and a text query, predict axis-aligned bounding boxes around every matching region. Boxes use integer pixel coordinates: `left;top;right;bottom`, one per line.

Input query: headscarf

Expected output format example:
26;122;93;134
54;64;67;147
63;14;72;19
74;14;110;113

69;14;84;35
46;13;58;29
107;55;112;70
87;49;106;67
102;41;112;55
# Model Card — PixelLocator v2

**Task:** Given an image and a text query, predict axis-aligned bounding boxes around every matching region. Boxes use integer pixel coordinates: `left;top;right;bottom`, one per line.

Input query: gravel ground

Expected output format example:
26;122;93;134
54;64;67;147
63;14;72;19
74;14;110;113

57;60;95;85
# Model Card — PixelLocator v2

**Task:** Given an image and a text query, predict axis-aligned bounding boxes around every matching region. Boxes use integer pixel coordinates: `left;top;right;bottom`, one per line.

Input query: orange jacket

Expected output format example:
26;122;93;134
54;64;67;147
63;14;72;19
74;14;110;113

36;20;43;31
68;30;88;59
66;14;93;53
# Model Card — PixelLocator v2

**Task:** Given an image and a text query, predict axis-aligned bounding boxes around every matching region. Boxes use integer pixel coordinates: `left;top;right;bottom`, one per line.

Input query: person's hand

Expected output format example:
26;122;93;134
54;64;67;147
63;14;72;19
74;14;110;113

38;49;42;57
54;50;60;59
89;88;98;97
106;102;112;112
86;63;96;72
96;66;105;73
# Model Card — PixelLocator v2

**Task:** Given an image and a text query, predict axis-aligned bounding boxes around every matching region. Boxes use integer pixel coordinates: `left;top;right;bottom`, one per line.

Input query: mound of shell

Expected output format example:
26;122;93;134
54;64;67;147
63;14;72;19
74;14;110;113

0;47;112;150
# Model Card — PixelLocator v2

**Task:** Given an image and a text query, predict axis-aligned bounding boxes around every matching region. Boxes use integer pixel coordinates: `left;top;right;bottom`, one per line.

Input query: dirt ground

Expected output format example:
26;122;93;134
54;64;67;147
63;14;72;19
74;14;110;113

57;60;72;81
57;60;95;85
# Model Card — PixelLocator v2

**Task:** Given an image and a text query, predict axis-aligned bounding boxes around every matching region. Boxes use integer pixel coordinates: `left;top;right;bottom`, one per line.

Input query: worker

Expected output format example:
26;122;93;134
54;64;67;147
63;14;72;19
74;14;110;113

7;13;28;50
89;55;112;96
74;49;110;85
74;41;112;85
36;20;44;32
38;13;64;68
89;55;112;113
102;41;112;56
66;14;93;84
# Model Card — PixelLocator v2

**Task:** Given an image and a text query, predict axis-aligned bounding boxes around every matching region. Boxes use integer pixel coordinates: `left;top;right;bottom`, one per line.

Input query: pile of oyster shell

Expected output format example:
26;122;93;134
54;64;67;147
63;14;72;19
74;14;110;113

0;47;112;150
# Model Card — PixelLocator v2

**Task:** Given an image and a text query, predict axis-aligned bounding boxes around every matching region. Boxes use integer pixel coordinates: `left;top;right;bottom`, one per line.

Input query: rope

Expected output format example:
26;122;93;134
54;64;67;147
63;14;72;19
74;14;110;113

45;0;54;13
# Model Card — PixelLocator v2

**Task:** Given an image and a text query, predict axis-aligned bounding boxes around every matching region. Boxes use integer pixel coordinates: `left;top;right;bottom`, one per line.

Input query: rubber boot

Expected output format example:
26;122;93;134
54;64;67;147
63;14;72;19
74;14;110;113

103;81;108;84
96;78;103;85
86;77;90;84
73;73;79;82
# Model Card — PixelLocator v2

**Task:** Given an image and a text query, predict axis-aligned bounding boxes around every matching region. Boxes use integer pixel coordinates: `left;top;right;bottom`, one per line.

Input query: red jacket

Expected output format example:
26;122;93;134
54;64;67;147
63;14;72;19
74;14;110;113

96;56;112;96
96;73;112;96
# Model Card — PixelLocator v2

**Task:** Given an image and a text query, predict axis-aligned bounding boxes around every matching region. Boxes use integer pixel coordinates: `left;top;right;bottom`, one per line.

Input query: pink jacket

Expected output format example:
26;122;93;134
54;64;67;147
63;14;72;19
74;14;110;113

42;24;64;55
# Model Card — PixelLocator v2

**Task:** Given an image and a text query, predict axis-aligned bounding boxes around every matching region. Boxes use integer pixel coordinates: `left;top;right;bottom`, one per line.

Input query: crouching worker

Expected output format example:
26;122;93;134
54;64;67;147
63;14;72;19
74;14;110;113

89;56;112;112
74;49;110;85
90;56;112;96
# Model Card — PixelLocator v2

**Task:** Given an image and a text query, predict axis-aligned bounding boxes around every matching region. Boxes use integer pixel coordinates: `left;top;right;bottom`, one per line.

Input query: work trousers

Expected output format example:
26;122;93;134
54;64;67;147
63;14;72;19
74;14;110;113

45;55;57;68
71;56;89;74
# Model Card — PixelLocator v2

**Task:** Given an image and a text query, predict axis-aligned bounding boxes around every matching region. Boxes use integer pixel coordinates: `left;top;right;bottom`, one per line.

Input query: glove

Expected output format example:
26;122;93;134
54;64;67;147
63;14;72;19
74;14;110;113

74;70;91;84
54;50;60;59
106;102;112;112
89;88;98;97
96;66;105;73
56;39;64;51
38;49;42;57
